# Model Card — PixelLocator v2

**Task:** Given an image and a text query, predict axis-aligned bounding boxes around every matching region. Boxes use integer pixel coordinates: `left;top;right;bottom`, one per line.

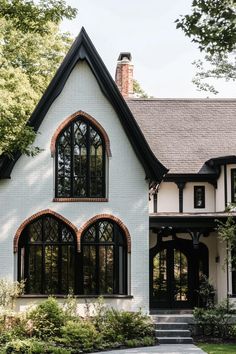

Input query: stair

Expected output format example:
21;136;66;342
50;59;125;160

151;313;194;344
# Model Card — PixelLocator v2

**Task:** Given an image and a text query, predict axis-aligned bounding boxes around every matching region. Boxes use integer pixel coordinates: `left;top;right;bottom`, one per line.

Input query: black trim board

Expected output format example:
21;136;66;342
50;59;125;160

0;28;168;183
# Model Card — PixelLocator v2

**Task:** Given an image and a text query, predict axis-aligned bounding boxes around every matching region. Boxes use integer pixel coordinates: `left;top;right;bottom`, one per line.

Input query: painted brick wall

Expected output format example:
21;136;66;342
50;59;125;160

0;61;150;313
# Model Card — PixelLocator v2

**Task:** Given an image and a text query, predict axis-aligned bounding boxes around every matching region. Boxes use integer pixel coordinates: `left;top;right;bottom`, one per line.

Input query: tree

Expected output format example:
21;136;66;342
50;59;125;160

0;1;77;157
133;79;149;98
0;0;77;34
176;0;236;94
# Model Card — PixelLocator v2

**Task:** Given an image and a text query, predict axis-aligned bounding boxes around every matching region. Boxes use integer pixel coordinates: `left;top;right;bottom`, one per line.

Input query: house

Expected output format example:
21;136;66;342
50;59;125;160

0;28;236;314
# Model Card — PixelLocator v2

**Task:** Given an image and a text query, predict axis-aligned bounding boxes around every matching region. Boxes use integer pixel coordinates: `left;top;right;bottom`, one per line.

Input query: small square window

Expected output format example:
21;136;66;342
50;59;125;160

231;169;236;203
194;186;205;209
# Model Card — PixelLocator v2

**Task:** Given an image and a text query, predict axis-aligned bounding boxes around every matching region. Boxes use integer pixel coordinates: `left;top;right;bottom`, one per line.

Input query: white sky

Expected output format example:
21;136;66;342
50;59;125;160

60;0;235;98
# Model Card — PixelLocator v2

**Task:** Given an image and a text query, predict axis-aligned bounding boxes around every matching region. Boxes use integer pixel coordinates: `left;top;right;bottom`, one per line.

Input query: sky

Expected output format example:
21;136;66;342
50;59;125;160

60;0;235;98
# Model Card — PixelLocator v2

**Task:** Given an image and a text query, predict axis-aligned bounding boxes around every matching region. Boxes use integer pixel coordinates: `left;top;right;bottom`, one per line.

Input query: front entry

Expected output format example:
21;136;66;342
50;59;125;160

150;239;208;309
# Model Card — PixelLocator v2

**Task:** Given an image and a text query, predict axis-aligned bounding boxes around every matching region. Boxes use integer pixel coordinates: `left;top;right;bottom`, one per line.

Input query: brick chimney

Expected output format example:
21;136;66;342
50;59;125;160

115;52;134;98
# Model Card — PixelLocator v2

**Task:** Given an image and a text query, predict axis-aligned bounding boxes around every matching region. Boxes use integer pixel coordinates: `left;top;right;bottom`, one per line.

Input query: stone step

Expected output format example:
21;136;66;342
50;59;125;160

151;314;194;324
155;322;189;330
150;309;193;315
155;329;191;337
157;337;193;344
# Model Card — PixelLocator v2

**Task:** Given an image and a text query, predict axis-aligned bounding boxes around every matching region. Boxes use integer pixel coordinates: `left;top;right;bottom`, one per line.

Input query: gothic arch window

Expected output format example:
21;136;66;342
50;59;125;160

55;114;106;198
81;219;127;295
18;214;76;295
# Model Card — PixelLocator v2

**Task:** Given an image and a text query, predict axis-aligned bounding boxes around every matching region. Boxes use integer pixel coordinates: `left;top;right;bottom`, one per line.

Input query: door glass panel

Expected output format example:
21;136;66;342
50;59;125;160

174;249;188;302
152;249;167;301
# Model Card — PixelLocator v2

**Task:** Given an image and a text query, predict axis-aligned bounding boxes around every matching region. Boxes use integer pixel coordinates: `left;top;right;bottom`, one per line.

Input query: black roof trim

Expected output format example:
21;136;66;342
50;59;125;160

206;155;236;168
0;27;168;182
164;173;218;186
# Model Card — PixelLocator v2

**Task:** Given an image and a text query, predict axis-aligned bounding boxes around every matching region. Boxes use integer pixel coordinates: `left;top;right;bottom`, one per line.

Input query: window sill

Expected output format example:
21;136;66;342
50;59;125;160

53;198;108;202
19;295;133;299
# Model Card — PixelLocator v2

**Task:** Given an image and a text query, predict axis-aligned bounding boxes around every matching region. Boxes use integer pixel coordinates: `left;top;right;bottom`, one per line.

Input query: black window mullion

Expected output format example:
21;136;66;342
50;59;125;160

114;224;119;294
96;222;100;294
58;223;62;294
70;125;74;197
42;218;45;294
102;143;106;197
87;123;91;197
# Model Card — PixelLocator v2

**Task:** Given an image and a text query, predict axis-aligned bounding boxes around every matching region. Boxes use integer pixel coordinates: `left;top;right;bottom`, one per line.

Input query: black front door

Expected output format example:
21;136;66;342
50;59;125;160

150;240;208;309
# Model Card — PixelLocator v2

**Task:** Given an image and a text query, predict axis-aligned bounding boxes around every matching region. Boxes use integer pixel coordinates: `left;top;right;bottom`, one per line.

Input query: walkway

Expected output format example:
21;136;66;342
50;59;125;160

97;344;206;354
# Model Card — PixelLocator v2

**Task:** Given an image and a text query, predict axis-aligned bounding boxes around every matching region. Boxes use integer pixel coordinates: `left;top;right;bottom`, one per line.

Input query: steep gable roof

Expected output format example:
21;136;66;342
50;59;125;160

0;28;168;184
127;98;236;175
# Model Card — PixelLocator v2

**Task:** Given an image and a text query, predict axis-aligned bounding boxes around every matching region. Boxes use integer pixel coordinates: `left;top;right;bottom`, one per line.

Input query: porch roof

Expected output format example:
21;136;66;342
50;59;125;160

149;212;236;229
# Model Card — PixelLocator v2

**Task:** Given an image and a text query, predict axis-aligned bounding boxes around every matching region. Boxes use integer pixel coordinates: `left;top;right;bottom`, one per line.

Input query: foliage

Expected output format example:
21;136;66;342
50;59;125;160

192;53;236;94
0;279;24;315
125;337;155;348
4;338;71;354
0;2;75;157
58;320;103;352
193;299;235;338
93;307;155;343
176;0;236;55
27;297;65;338
62;293;78;320
176;0;236;94
196;274;215;308
216;208;236;270
0;0;77;34
133;79;149;98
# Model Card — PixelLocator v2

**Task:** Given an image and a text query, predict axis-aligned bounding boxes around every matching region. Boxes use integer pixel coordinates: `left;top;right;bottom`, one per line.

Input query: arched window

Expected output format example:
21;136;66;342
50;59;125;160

18;215;76;295
81;219;127;295
56;115;105;198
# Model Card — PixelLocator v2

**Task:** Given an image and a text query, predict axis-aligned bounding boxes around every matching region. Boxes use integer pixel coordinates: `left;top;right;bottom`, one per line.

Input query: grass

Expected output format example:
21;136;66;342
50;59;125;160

197;343;236;354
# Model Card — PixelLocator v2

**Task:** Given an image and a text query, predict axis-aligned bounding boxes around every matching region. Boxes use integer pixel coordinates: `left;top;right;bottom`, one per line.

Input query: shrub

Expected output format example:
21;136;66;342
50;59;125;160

193;299;235;338
125;336;156;348
94;308;155;343
4;338;46;354
58;320;102;352
28;297;65;338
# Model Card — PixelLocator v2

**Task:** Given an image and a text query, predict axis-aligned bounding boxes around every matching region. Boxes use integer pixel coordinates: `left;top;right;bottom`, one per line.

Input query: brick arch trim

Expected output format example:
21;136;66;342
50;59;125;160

77;214;131;253
50;110;111;157
14;209;79;253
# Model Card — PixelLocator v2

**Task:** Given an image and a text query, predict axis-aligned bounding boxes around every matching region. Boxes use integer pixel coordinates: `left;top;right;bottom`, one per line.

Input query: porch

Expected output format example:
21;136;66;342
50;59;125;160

149;212;231;310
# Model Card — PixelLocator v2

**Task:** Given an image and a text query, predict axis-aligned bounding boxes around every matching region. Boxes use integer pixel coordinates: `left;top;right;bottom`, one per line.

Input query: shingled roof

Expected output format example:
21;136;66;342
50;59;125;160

127;98;236;174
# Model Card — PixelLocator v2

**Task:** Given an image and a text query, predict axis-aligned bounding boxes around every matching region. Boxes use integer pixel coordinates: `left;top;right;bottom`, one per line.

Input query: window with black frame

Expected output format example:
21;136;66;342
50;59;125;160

81;219;127;295
56;116;105;198
231;169;236;203
18;215;76;295
194;186;205;208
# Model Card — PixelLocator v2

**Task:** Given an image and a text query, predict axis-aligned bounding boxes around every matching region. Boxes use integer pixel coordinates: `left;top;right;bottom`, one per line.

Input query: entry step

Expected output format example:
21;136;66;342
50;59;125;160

157;337;193;344
156;329;191;337
155;322;189;330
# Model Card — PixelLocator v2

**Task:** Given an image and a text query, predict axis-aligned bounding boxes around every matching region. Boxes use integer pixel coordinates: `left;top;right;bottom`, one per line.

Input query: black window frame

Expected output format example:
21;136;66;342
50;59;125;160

18;215;77;295
231;169;236;204
80;219;128;295
194;186;205;209
55;115;106;198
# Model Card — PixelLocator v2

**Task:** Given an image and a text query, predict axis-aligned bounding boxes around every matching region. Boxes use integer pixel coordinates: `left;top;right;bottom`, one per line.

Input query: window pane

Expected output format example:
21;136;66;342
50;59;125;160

61;245;75;294
232;170;236;203
74;121;87;197
99;245;114;294
99;221;113;242
57;129;71;197
28;245;42;293
44;217;59;243
44;245;59;294
28;219;42;242
83;245;96;294
174;250;188;301
152;249;167;300
90;127;103;197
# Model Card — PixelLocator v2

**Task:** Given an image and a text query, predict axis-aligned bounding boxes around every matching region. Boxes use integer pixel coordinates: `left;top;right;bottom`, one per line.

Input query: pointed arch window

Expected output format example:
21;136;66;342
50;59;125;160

18;215;76;295
81;219;127;295
55;115;106;198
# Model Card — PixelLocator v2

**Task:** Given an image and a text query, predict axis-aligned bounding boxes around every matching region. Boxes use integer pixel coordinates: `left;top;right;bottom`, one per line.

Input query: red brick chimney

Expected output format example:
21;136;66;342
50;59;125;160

115;52;134;98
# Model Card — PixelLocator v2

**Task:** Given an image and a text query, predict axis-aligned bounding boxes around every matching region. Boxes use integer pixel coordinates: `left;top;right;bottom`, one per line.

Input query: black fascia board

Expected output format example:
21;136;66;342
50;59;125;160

149;214;226;229
164;173;218;185
206;155;236;169
0;27;168;182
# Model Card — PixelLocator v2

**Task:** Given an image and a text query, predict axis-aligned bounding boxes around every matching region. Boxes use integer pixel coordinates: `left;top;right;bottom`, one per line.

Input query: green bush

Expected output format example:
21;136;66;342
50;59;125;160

125;336;156;348
4;338;46;354
59;320;102;352
94;308;155;343
28;297;65;338
193;299;235;338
